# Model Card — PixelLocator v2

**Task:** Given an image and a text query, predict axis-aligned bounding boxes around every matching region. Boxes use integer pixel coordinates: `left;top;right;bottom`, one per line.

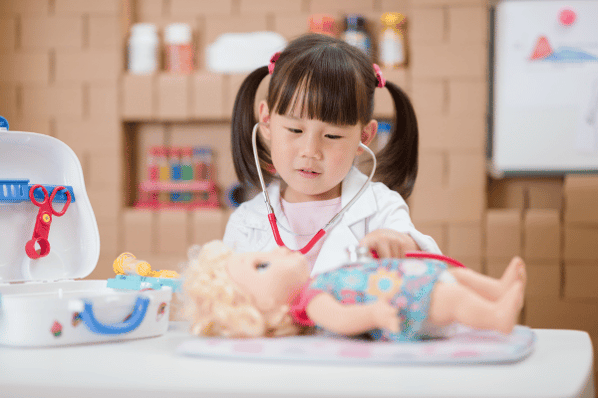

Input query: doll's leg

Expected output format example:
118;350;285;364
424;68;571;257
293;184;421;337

427;280;524;334
448;257;526;301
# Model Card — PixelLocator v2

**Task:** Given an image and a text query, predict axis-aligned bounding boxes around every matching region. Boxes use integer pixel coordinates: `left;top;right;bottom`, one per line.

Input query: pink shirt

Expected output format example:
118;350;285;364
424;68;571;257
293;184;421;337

281;196;342;270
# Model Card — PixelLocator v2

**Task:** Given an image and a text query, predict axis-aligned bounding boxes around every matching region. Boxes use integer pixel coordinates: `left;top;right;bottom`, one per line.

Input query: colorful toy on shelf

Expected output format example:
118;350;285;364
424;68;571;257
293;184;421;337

136;145;219;210
110;252;181;292
0;115;9;131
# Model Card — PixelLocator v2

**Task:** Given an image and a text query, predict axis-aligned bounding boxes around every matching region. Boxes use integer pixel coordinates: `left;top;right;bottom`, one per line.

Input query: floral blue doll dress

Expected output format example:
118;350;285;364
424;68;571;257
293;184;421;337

291;259;450;342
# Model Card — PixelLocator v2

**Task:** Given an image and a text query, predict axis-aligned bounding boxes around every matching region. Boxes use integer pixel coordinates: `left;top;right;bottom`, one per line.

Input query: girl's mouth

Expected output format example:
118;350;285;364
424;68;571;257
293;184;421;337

298;169;320;179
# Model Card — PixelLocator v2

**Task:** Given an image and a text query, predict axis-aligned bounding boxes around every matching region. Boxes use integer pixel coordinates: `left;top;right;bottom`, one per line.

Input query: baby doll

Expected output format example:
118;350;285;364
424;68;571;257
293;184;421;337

183;240;526;341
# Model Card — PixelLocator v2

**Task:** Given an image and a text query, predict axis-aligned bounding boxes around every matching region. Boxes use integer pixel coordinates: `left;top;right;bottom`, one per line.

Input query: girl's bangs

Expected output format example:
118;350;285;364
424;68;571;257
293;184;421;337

270;56;368;126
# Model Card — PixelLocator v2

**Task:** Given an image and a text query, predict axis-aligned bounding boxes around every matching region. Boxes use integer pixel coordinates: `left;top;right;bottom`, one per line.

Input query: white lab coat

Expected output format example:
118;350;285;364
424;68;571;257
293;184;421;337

223;166;441;276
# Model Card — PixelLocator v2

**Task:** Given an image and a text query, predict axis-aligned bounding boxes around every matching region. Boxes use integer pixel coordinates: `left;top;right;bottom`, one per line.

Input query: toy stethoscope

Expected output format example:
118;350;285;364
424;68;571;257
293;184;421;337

251;122;465;267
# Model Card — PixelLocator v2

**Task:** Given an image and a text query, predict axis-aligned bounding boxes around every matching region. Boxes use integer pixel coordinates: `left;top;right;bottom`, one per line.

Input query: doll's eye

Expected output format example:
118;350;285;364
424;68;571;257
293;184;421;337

256;262;270;272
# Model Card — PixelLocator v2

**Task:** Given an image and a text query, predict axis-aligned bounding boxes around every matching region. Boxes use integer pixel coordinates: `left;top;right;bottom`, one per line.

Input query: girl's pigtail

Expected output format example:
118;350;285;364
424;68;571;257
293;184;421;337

231;66;271;190
375;81;419;199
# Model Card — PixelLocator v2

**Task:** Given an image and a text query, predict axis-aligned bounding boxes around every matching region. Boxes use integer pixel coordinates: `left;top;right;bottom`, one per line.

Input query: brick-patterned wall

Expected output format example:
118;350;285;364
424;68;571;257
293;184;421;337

1;0;597;366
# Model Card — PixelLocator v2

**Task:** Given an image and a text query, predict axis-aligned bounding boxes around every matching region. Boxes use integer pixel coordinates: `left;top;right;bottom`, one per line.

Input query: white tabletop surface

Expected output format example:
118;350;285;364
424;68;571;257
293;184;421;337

0;323;594;398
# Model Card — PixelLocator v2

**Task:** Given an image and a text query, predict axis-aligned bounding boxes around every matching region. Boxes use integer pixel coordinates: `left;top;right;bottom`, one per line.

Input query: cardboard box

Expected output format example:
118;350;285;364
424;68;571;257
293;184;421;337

487;178;526;209
273;13;311;41
525;297;598;331
170;0;233;16
122;74;155;120
0;0;49;15
414;0;487;5
527;178;563;209
22;85;83;117
21;16;83;49
411;79;446;115
523;209;561;262
409;7;445;44
54;117;121;153
0;52;49;84
204;15;268;50
88;84;118;119
448;79;487;115
87;151;123;192
191;209;227;244
8;117;53;137
410;44;487;79
0;84;18;119
418;113;486;151
97;221;120;260
485;209;522;260
525;262;561;298
87;187;121;224
156;210;190;255
89;15;120;49
417;222;447;254
564;226;598;261
135;0;164;19
307;0;375;14
0;18;17;51
55;50;121;83
564;263;598;300
239;0;302;14
54;0;120;15
157;74;190;120
191;72;226;120
122;208;155;255
447;222;483;259
448;6;488;45
564;174;598;224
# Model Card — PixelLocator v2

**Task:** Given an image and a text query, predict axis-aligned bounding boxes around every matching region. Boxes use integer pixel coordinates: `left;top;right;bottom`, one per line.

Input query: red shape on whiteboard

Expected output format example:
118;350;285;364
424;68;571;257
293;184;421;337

530;36;553;60
559;8;576;26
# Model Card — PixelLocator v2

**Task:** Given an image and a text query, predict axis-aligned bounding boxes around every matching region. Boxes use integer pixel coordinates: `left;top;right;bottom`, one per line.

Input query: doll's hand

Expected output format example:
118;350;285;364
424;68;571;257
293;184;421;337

360;229;419;259
371;300;401;333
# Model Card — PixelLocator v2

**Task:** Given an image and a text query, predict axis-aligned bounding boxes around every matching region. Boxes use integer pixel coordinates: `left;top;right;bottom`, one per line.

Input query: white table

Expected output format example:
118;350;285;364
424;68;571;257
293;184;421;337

0;323;594;398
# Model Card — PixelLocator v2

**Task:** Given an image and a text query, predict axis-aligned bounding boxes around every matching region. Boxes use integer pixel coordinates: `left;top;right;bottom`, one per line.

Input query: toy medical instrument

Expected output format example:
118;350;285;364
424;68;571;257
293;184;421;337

252;122;377;255
113;252;180;278
0;179;74;203
369;247;466;268
25;184;72;259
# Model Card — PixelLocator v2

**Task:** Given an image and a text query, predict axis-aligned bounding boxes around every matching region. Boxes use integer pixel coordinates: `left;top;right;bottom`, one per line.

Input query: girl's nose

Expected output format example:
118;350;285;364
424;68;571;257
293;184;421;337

298;134;322;159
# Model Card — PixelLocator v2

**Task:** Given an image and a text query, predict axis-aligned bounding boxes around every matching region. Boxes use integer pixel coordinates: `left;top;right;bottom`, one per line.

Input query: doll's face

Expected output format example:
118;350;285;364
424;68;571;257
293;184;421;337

226;247;311;312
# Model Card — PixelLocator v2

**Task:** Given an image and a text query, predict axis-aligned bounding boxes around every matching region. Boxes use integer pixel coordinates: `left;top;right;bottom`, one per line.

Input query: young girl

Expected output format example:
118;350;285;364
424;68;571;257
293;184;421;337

224;33;440;276
183;241;526;340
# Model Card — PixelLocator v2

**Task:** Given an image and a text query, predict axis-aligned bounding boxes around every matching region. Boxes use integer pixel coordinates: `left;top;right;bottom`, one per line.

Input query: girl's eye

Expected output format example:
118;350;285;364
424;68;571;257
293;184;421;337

325;134;342;139
287;128;302;133
255;262;270;272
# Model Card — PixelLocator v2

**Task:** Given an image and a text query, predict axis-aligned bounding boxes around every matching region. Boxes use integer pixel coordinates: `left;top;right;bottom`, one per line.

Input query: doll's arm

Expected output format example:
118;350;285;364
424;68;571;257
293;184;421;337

306;293;400;335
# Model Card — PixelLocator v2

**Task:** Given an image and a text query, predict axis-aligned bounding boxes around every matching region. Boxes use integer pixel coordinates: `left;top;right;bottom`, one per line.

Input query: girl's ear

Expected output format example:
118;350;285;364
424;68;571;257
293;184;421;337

258;100;272;140
357;119;378;154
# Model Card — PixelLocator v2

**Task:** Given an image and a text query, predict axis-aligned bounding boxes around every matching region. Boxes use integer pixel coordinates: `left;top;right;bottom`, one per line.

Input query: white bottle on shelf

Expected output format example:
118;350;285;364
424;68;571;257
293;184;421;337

128;23;159;74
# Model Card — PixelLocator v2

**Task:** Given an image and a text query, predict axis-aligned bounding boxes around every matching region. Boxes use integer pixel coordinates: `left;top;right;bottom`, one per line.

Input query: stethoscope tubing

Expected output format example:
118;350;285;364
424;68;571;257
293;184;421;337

252;122;377;254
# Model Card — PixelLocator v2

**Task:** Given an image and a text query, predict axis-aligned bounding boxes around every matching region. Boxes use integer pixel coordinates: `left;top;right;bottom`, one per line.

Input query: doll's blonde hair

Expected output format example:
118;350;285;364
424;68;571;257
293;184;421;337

182;240;300;338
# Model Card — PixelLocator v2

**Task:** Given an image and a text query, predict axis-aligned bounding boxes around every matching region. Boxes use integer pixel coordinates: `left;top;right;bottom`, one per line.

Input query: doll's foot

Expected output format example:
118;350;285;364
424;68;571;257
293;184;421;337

495;280;524;334
500;257;527;294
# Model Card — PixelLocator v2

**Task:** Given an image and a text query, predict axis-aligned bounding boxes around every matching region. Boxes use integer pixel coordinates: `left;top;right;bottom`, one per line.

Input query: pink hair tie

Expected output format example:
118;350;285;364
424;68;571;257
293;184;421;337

268;52;281;75
373;63;386;88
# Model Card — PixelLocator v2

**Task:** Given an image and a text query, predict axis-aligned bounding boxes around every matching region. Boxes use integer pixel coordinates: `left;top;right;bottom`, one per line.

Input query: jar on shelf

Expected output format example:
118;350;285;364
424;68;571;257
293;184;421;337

128;23;159;75
380;12;407;68
164;23;194;74
147;146;159;181
308;14;336;37
341;14;371;57
377;121;392;152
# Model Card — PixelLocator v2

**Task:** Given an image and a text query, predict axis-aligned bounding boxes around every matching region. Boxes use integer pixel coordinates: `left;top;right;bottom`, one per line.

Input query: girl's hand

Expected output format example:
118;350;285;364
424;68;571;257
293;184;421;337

371;300;401;333
359;229;419;259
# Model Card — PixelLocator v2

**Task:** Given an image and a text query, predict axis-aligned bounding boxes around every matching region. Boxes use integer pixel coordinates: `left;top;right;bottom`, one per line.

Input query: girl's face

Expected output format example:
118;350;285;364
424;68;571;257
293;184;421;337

259;101;377;203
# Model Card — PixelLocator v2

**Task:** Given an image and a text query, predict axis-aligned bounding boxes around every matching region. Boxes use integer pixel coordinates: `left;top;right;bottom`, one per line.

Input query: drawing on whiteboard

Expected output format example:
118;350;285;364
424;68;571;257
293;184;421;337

529;35;598;63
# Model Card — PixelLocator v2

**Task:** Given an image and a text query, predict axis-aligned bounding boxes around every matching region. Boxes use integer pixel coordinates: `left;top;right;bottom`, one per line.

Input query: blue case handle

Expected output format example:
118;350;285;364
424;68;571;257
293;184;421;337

80;296;150;335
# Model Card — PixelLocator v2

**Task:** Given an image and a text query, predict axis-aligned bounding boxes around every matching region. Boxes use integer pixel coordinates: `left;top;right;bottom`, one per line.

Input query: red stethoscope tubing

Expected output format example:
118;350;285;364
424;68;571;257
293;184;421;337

371;249;465;268
268;213;326;255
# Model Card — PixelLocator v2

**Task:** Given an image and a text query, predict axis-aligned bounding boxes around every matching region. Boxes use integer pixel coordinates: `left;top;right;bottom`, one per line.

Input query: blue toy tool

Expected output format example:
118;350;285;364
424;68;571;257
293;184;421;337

0;116;8;131
107;274;182;293
0;179;75;203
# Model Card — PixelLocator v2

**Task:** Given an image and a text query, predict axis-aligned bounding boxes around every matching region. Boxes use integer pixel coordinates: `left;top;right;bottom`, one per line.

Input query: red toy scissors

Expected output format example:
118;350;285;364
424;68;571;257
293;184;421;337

25;184;71;259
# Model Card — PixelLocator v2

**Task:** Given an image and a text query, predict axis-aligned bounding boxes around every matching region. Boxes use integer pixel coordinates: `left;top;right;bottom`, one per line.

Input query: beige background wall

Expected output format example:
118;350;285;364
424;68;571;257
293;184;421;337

1;0;597;375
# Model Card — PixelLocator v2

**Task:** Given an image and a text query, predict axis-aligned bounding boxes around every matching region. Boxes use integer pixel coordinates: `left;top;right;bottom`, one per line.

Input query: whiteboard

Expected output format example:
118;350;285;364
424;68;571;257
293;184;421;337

490;0;598;176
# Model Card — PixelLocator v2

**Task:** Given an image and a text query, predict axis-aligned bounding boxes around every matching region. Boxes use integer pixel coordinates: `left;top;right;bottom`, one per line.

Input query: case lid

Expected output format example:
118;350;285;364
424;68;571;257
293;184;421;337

0;130;100;283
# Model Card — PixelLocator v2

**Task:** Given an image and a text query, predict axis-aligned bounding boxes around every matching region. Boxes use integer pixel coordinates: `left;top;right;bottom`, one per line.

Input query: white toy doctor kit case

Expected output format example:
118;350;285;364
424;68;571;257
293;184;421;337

0;124;172;346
